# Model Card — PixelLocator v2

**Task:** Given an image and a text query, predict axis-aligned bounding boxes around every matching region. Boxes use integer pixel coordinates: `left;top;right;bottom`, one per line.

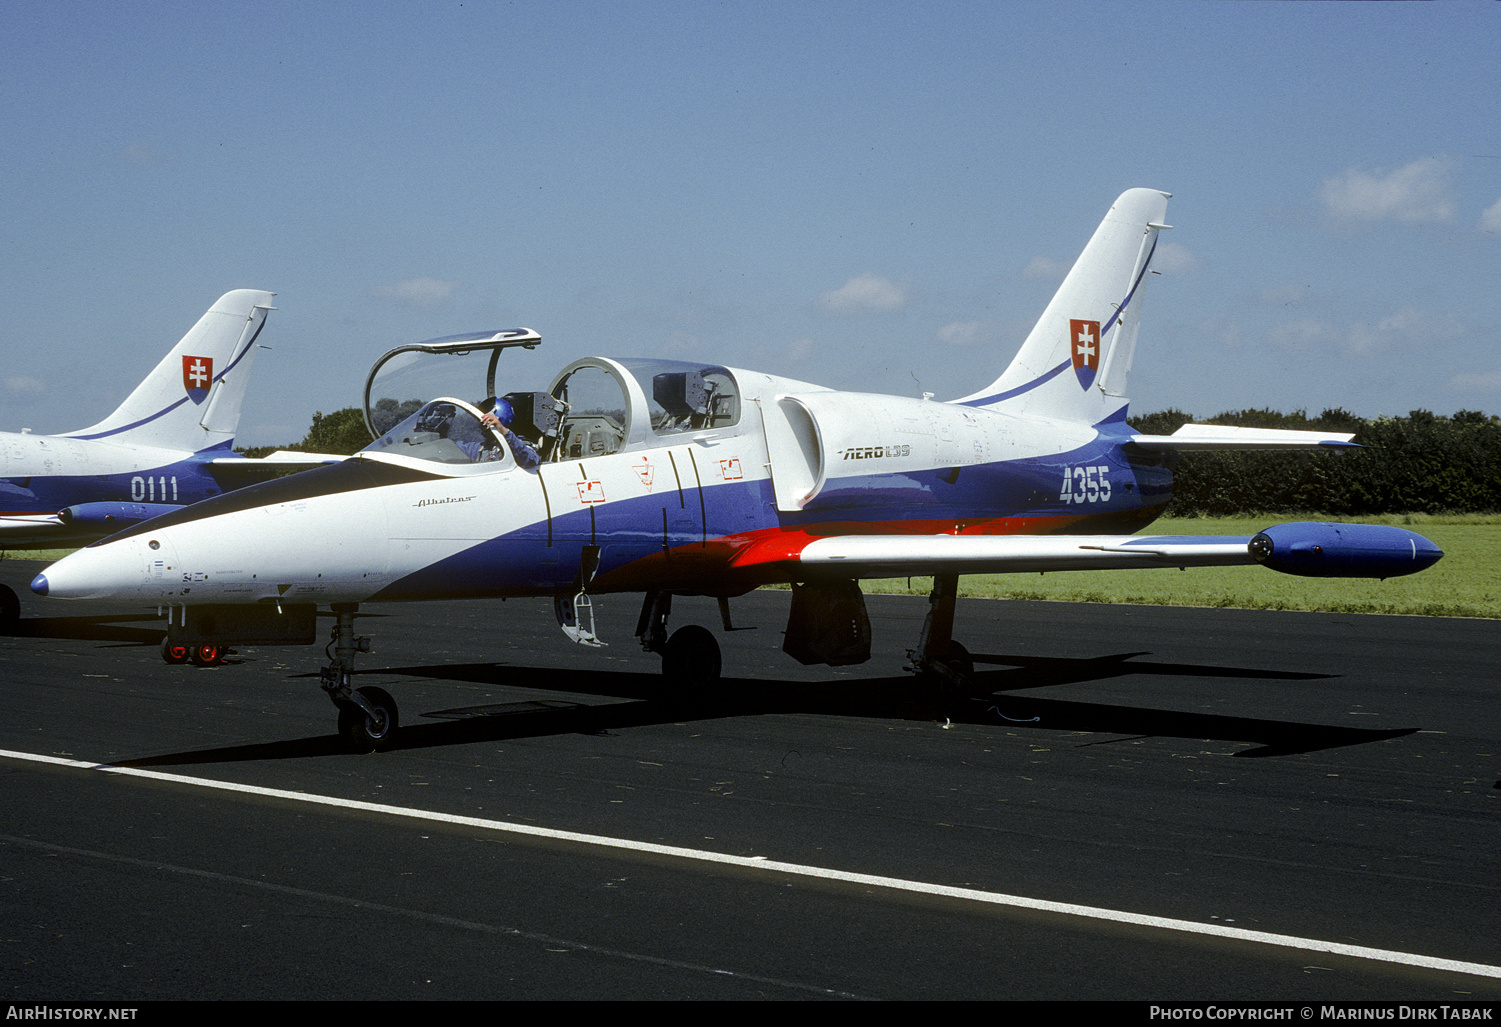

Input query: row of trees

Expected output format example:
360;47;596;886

240;407;372;459
1134;408;1501;515
246;406;1501;515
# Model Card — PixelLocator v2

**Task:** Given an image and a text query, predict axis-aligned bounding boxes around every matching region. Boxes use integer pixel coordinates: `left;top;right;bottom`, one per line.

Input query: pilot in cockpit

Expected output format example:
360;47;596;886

479;397;541;469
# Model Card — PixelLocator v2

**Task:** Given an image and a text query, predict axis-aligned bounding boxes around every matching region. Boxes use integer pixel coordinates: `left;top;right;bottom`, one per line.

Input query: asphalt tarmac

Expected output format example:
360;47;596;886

1;556;1498;1001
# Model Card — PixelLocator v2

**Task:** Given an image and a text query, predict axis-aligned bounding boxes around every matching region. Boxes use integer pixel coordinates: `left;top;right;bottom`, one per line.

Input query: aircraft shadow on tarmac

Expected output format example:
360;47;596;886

115;649;1415;769
0;613;165;645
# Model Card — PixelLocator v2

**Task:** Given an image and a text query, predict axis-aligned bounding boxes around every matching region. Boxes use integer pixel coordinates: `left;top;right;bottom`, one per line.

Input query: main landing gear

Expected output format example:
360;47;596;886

318;602;397;752
636;591;722;694
905;574;974;692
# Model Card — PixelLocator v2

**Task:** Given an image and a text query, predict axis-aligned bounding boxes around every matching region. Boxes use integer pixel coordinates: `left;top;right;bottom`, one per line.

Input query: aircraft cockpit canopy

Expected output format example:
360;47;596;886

363;329;542;439
619;358;740;437
359;398;512;466
360;332;744;467
544;357;741;460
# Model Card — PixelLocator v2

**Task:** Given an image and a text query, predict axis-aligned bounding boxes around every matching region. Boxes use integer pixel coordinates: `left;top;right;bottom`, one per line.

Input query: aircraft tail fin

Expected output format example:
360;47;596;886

65;290;276;451
955;188;1170;424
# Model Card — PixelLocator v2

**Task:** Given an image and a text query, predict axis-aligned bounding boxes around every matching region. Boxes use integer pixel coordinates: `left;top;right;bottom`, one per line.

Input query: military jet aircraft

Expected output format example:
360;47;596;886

1;290;341;621
32;190;1443;750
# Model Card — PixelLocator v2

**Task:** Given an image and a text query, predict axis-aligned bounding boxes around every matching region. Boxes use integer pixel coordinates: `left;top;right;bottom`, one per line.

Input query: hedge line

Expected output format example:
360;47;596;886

1133;408;1501;516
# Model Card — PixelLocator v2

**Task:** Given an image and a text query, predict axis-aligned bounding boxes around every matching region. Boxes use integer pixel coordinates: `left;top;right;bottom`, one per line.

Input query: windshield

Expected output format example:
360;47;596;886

359;398;510;466
363;329;541;438
616;358;740;436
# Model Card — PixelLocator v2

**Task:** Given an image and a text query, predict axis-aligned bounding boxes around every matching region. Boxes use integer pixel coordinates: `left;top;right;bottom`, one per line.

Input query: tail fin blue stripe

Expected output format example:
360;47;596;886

64;315;268;442
957;232;1159;410
958;360;1070;408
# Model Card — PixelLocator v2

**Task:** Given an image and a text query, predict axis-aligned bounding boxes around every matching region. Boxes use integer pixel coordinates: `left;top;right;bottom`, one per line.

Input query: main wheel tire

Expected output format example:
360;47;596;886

923;640;973;692
660;624;721;693
338;685;399;752
0;584;19;623
161;638;190;664
190;644;223;667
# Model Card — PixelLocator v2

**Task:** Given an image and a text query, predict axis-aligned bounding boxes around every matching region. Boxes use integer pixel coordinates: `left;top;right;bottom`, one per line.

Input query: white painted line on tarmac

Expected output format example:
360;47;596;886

6;746;1499;981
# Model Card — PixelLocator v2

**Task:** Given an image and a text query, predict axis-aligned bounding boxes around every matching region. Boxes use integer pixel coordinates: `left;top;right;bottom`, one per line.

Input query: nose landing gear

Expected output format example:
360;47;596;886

334;685;399;753
317;603;394;751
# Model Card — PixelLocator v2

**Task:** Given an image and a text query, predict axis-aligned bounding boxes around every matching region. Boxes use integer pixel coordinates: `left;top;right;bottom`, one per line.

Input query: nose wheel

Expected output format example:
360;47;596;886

335;686;399;752
317;603;395;751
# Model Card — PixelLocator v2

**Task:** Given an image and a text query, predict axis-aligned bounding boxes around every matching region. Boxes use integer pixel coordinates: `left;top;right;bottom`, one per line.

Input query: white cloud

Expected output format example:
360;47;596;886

1479;197;1501;234
1267;318;1338;350
1152;241;1199;273
1257;283;1316;308
1318;157;1457;224
818;273;908;313
1022;256;1071;281
936;321;983;346
782;336;817;363
1269;307;1466;355
374;277;459;307
1447;369;1501;394
1374;306;1465;340
2;375;47;402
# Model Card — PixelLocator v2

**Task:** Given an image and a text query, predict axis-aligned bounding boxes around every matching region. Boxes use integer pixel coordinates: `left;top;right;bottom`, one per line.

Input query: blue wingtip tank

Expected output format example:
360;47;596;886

1249;522;1444;579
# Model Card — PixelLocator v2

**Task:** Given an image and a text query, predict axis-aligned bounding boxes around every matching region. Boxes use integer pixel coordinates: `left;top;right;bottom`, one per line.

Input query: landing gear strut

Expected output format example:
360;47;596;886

906;574;974;691
636;591;721;693
318;603;397;751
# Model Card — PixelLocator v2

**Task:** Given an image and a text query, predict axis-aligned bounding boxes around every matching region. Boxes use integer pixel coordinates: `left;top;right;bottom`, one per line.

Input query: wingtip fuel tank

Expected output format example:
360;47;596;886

1248;522;1444;578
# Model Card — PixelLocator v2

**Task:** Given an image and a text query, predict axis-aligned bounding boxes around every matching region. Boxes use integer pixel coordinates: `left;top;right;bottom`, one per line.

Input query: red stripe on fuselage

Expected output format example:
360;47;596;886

588;506;1166;594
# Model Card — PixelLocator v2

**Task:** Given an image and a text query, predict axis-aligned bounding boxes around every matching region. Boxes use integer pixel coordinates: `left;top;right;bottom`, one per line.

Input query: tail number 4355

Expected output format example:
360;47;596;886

1059;465;1111;504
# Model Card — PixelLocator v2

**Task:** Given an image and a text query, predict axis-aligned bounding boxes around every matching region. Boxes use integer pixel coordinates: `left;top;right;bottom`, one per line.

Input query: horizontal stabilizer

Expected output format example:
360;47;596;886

1130;423;1358;451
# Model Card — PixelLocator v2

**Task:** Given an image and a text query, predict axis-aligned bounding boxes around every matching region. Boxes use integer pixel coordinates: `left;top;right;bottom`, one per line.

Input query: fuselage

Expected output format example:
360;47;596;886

33;358;1175;605
0;432;240;547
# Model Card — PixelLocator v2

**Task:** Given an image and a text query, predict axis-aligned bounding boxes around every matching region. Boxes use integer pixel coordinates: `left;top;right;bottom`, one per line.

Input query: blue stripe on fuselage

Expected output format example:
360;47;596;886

371;435;1175;600
2;450;232;516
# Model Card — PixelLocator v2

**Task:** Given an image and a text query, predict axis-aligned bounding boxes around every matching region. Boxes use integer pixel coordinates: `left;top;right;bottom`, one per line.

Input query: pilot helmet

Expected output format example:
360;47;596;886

488;397;515;428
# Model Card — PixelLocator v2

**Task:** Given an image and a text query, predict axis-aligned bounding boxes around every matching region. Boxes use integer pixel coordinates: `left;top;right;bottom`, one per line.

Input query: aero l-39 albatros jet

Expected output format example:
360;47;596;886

34;191;1443;750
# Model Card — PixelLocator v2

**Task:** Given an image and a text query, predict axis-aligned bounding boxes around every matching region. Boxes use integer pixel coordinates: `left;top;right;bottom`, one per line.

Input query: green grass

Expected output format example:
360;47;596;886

0;549;76;562
852;514;1501;619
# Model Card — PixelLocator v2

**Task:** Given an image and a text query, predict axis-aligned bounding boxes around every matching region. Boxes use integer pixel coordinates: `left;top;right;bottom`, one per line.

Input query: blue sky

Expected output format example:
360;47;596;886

3;1;1498;446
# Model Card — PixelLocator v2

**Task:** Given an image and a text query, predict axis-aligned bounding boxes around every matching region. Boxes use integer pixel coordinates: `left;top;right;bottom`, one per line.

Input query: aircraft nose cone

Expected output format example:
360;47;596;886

34;536;159;600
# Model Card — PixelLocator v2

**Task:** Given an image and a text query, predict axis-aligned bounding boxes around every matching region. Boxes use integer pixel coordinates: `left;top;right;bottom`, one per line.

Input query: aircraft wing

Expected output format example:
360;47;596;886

731;522;1441;580
0;514;77;550
206;451;349;481
1129;424;1358;450
734;533;1255;578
